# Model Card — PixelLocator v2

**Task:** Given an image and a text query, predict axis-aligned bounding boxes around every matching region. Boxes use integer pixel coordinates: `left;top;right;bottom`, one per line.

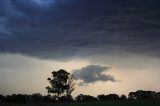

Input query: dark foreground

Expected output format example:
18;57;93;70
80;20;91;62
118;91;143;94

1;101;160;106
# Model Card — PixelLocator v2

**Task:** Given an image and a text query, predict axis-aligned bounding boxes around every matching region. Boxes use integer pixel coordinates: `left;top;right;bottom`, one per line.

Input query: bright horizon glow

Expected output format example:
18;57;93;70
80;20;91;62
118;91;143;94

0;53;160;97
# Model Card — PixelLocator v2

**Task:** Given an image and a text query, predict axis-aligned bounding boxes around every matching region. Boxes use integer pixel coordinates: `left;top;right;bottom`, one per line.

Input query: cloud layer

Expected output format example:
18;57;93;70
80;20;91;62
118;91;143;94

72;65;116;86
0;0;160;60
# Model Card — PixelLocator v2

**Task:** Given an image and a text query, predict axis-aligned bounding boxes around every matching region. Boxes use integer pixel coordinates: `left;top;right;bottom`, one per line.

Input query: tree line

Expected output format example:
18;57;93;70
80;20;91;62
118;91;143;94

1;69;160;104
1;90;160;103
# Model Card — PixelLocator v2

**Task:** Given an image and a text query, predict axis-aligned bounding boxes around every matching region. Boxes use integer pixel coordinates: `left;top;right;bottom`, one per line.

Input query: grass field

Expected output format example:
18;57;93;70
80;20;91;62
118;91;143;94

1;101;160;106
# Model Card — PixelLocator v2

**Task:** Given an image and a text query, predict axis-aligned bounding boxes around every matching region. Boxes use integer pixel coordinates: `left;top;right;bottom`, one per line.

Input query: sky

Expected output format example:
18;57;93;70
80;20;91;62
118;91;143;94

0;0;160;97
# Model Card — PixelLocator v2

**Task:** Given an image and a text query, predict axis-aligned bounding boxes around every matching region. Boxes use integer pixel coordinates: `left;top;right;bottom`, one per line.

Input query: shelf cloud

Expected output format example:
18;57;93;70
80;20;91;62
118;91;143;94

0;0;160;60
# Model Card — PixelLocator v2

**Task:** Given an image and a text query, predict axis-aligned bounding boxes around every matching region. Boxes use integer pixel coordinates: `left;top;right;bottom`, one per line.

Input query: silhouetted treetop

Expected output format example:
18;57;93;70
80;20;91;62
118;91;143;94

46;69;75;101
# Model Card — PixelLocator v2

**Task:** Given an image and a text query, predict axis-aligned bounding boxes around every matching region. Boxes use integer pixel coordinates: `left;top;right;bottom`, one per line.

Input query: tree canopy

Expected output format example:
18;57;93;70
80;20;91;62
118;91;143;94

46;69;75;100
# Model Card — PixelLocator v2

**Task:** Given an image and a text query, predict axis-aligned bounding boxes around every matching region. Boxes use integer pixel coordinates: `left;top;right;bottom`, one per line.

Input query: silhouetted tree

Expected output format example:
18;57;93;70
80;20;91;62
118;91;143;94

97;94;106;101
97;94;119;101
46;69;70;98
120;95;127;100
106;94;119;100
43;95;52;103
46;69;75;101
128;92;136;100
128;90;157;100
0;94;5;103
5;94;26;103
156;92;160;100
31;93;43;103
3;90;160;103
75;94;97;102
58;95;72;102
51;95;57;102
66;75;75;101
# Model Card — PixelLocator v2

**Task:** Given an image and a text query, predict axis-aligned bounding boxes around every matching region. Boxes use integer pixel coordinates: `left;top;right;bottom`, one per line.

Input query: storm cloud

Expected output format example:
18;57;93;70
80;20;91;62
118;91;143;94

0;0;160;60
72;65;116;86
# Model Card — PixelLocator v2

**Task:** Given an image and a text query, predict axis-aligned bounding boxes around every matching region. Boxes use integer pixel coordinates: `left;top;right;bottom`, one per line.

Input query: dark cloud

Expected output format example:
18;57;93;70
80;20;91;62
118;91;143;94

72;65;116;86
0;0;160;60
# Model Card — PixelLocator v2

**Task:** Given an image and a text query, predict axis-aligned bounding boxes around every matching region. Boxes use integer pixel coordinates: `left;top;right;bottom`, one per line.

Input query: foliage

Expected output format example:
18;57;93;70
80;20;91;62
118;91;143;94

46;69;75;102
97;94;119;101
1;90;160;104
128;90;158;100
46;69;70;97
75;94;97;102
66;75;76;97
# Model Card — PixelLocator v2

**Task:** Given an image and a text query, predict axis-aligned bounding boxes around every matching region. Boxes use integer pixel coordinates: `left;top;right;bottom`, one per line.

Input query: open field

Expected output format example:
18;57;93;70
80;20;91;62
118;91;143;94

1;101;160;106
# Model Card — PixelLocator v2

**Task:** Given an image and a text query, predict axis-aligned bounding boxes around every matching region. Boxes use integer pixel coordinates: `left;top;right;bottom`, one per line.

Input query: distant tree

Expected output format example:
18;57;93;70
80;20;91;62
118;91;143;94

97;94;106;101
106;94;119;100
128;90;157;100
97;94;119;101
31;93;43;103
75;94;97;102
5;94;26;103
46;69;75;101
120;95;127;100
43;95;52;103
156;92;160;100
0;94;5;103
128;92;136;100
58;96;70;102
